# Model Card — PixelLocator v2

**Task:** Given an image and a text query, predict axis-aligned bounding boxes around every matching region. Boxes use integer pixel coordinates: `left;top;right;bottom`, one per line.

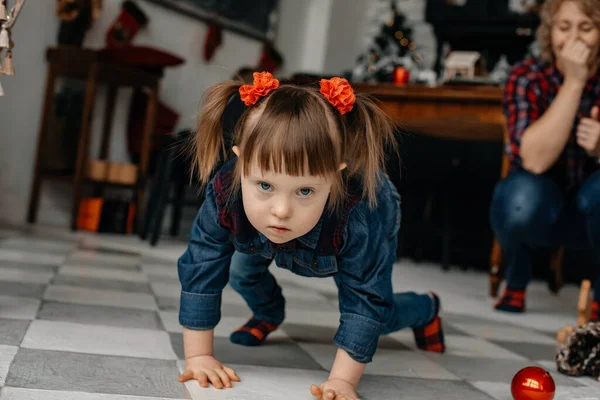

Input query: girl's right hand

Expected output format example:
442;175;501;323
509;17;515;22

178;355;240;389
558;38;591;86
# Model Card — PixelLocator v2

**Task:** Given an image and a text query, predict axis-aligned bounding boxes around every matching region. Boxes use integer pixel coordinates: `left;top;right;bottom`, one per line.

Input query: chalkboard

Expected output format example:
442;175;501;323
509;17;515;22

144;0;278;42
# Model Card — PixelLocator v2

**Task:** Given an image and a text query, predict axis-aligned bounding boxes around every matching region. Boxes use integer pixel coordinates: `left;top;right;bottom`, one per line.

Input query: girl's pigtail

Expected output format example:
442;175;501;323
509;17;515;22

344;93;399;207
193;81;243;184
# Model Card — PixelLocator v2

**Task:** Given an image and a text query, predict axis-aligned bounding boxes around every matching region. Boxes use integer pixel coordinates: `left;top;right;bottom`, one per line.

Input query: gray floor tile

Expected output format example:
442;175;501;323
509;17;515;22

78;245;141;257
170;334;324;371
147;274;179;284
281;323;410;350
37;301;162;330
0;260;57;273
0;281;46;299
5;348;187;399
63;260;141;272
491;340;557;361
51;275;152;294
357;375;496;400
221;302;254;319
0;295;41;320
0;319;30;346
157;296;179;311
0;387;188;400
429;354;583;387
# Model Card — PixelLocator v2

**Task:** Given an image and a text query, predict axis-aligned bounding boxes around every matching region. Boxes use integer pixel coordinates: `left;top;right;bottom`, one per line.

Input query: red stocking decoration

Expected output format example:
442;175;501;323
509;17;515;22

105;0;148;48
258;44;283;73
203;24;222;62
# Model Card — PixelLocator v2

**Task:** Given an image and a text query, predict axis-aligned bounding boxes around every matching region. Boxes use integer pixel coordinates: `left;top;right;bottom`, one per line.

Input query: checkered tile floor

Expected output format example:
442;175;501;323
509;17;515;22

0;224;599;400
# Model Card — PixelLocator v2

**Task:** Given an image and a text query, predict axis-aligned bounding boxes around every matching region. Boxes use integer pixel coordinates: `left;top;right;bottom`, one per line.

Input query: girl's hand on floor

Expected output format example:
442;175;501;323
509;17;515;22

178;355;240;389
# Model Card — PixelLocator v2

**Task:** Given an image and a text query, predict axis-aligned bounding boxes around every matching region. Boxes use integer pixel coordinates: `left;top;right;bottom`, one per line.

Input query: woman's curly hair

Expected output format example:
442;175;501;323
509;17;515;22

536;0;600;64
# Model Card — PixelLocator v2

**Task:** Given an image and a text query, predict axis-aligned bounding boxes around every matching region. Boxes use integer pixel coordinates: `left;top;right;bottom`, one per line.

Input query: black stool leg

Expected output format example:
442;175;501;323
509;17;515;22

141;148;169;240
150;147;175;246
170;180;186;237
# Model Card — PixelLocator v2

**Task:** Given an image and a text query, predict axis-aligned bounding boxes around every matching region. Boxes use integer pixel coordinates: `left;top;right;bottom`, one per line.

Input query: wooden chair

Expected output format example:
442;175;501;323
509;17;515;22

488;119;564;297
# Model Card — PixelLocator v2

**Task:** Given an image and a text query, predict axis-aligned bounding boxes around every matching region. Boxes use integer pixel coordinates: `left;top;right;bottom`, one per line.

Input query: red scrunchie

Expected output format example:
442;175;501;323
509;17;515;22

319;77;356;115
239;71;280;106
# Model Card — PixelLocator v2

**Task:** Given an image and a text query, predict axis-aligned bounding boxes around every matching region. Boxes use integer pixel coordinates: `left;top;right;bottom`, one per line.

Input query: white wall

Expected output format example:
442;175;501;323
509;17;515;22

322;0;370;76
0;0;279;227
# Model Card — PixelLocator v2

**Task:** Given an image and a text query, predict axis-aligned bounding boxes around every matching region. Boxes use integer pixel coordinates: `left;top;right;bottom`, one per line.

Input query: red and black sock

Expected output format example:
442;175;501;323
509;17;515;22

230;318;279;346
494;287;526;313
413;292;445;353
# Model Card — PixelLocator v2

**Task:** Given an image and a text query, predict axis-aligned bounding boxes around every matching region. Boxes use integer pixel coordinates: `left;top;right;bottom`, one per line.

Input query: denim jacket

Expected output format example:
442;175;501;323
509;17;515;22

178;159;401;363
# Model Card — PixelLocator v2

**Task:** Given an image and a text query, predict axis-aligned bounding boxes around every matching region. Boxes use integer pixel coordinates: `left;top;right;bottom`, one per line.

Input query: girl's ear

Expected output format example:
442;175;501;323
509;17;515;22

339;162;347;171
232;146;240;157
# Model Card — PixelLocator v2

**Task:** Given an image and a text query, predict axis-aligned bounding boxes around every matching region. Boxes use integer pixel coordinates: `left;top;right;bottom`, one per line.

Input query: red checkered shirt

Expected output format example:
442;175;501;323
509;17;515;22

504;57;600;189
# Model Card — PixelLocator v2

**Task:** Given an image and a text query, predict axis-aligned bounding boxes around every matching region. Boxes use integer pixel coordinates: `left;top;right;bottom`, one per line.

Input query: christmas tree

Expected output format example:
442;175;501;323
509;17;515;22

350;0;419;83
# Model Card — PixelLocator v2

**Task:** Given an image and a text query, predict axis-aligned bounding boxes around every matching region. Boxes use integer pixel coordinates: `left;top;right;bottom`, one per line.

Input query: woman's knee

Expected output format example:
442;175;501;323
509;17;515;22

576;170;600;215
490;170;562;236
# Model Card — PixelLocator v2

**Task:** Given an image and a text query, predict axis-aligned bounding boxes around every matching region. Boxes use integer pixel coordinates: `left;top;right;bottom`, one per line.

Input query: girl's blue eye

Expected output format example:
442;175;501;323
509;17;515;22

298;188;313;196
259;182;272;191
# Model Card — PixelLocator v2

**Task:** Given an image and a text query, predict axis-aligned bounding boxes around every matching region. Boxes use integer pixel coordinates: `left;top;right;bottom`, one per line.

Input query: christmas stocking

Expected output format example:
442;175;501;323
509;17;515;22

257;44;283;73
105;0;148;48
203;24;222;62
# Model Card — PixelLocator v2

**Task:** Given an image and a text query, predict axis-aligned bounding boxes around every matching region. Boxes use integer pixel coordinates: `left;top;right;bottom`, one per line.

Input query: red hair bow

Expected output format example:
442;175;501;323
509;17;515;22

239;71;280;106
319;77;355;115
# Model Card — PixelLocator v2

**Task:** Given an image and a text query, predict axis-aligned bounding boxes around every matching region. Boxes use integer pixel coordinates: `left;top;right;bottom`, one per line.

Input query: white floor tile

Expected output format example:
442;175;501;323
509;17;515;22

0;345;18;386
0;295;41;320
0;267;54;284
159;311;181;333
536;360;600;390
0;248;65;265
59;265;147;283
0;388;186;400
44;285;156;311
177;361;328;400
21;320;177;360
470;380;600;400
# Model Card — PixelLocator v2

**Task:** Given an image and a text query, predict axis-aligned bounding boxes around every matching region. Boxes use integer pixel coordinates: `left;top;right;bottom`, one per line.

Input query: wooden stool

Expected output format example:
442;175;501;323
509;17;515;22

26;47;160;231
556;279;592;344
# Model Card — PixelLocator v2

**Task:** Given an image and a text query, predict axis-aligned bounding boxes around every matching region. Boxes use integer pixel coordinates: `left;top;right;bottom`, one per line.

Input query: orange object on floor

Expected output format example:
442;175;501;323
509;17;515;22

77;198;104;232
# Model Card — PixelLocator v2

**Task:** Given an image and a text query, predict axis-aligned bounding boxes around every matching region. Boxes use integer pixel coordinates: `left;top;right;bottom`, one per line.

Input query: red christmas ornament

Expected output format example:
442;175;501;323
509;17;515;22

511;366;555;400
393;66;410;85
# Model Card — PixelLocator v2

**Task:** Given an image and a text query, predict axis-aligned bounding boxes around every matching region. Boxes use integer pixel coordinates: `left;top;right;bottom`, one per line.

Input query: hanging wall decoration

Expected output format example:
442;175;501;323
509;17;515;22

0;0;26;96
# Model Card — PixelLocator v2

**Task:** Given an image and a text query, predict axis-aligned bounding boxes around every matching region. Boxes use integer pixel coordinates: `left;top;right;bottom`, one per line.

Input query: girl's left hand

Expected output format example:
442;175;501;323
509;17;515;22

310;378;359;400
577;106;600;157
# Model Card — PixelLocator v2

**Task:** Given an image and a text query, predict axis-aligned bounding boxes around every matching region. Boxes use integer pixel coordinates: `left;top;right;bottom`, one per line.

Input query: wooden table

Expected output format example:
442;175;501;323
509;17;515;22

27;47;160;231
353;83;506;142
353;83;509;296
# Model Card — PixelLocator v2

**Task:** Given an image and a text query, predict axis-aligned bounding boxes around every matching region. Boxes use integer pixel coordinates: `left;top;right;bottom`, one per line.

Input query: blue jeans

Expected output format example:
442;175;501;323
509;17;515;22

228;251;435;333
490;168;600;299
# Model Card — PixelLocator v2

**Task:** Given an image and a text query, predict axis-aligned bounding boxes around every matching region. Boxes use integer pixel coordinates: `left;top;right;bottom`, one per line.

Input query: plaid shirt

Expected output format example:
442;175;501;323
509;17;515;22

504;57;600;189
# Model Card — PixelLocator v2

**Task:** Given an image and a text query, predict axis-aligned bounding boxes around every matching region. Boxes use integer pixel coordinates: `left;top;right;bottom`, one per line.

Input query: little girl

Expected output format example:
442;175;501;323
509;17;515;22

177;72;445;400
